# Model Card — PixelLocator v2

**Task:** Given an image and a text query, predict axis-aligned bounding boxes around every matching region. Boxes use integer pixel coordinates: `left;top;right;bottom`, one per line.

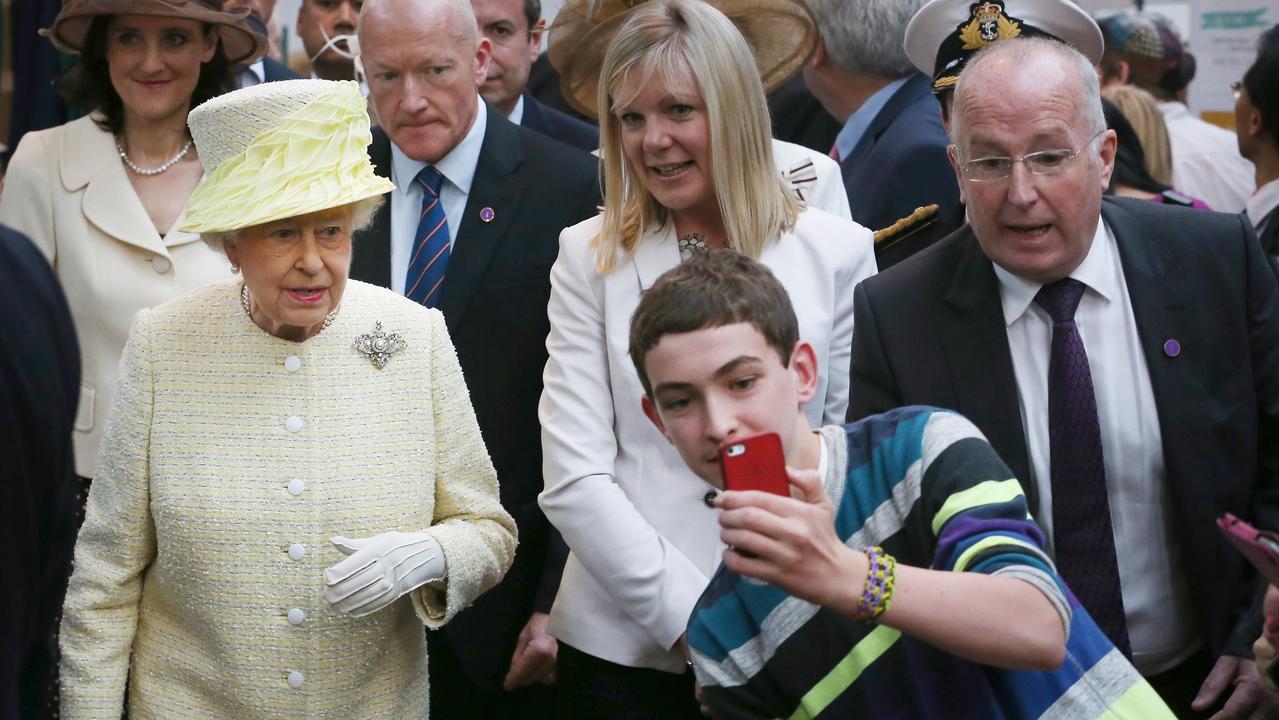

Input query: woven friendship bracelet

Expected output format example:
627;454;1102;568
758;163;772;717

857;546;898;620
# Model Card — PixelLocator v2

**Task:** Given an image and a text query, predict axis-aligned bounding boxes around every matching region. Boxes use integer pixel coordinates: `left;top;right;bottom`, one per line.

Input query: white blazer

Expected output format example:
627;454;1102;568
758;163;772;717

539;209;876;671
0;116;232;477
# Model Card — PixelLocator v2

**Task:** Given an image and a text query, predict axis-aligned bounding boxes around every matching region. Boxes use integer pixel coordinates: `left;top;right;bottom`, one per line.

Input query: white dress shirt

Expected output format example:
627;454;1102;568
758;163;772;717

1248;177;1279;233
508;94;525;125
388;97;487;295
1159;101;1255;213
994;217;1198;675
236;60;265;88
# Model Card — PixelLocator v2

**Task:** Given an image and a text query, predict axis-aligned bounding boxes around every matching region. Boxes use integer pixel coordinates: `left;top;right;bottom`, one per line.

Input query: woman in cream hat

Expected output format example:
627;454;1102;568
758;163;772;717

0;0;264;489
58;79;516;719
538;0;875;715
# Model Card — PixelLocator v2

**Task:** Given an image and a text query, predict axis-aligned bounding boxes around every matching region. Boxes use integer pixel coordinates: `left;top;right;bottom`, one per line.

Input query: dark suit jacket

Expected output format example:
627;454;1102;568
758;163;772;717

262;56;301;82
1258;207;1278;277
848;197;1279;660
0;226;80;720
841;73;960;235
520;92;598;152
353;105;601;688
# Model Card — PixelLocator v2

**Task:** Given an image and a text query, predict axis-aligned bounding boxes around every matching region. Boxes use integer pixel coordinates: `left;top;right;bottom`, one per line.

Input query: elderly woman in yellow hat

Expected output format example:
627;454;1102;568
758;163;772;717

58;79;516;719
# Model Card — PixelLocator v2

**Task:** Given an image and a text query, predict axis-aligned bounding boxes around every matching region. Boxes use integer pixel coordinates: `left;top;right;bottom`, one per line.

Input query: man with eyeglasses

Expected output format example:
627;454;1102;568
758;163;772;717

849;34;1279;718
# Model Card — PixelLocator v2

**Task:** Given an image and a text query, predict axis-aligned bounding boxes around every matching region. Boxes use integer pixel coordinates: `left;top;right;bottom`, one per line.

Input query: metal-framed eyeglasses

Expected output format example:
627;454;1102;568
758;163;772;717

952;130;1106;182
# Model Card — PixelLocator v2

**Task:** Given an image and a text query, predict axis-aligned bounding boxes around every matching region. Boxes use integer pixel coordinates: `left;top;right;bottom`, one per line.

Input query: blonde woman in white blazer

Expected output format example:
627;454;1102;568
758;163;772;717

59;80;516;719
0;0;265;479
537;1;876;715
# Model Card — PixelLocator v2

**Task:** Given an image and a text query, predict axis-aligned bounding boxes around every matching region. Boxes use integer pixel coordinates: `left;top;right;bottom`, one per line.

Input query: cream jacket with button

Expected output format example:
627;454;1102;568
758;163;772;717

538;209;876;672
0;115;232;478
59;279;517;719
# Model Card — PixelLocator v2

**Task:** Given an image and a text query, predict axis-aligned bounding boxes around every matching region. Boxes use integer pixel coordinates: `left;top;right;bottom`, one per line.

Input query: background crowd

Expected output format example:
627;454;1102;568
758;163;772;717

1;0;1277;718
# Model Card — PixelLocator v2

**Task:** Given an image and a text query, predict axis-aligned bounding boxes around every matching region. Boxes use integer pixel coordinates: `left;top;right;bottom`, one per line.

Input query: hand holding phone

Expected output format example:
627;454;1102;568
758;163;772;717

1218;513;1279;587
719;432;789;496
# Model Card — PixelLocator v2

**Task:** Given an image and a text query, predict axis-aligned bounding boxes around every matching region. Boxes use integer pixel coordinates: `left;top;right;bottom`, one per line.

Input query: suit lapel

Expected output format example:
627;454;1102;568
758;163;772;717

940;229;1035;503
843;73;932;170
630;223;679;291
1103;199;1206;512
436;104;526;332
62;117;167;257
350;129;393;288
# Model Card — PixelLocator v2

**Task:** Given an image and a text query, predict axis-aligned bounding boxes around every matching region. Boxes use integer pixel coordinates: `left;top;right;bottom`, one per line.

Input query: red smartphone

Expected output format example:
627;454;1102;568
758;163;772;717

719;432;789;495
1218;513;1279;586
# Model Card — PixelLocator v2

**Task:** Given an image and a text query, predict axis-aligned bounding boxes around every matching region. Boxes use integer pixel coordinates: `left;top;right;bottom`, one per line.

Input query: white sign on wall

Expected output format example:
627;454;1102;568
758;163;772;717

1187;0;1272;118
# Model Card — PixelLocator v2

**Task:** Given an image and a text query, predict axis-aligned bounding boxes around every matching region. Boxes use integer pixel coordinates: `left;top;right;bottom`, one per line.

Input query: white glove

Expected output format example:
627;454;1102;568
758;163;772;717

322;531;445;617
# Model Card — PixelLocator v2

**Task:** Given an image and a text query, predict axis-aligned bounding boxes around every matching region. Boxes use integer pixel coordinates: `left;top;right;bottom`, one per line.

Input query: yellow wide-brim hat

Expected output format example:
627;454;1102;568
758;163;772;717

181;79;395;235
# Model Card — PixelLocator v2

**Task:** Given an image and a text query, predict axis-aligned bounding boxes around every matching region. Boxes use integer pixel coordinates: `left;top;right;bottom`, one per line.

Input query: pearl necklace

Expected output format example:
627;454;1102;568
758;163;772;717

241;284;340;336
115;138;193;176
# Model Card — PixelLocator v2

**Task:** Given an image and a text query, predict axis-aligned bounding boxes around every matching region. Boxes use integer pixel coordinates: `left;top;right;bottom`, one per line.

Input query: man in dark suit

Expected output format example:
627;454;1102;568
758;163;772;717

0;226;81;720
472;0;599;151
801;0;958;241
849;37;1279;717
226;0;302;88
1237;24;1279;272
356;0;599;717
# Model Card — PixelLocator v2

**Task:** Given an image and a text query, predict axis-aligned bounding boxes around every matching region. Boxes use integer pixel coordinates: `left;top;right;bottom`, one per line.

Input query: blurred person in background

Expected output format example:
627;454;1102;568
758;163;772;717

471;0;599;150
1103;83;1174;187
1236;24;1279;270
1102;96;1209;209
1097;10;1255;213
295;0;360;81
225;0;302;86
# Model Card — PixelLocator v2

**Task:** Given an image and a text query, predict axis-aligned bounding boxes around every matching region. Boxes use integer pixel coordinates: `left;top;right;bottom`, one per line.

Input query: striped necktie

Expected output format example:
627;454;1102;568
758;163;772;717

406;166;450;308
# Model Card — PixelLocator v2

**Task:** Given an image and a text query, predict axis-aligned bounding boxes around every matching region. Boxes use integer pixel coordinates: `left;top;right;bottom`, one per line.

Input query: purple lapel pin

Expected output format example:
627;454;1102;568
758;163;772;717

479;207;495;223
1163;339;1181;358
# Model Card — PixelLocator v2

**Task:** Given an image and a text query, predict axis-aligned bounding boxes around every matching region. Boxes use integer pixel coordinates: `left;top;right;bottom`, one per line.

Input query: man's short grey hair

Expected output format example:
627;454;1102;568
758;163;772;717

202;196;384;253
804;0;926;78
359;0;479;50
950;37;1107;147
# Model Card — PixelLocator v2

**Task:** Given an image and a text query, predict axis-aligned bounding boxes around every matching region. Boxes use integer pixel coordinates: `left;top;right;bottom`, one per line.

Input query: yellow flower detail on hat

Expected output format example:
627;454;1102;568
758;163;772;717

181;79;394;234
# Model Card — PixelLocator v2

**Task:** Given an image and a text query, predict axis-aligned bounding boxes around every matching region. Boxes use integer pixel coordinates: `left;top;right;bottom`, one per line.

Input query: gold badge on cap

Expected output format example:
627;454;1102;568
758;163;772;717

959;2;1022;51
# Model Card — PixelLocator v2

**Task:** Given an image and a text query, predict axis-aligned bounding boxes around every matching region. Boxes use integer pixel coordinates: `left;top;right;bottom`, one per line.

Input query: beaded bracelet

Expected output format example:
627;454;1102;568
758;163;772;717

856;546;898;620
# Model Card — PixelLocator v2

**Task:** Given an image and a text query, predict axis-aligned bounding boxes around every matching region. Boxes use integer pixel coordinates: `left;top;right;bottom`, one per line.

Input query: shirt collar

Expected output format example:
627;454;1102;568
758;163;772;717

833;75;911;161
389;95;487;195
248;60;265;83
508;94;525;125
992;215;1116;326
1158;101;1189;121
1247;177;1279;229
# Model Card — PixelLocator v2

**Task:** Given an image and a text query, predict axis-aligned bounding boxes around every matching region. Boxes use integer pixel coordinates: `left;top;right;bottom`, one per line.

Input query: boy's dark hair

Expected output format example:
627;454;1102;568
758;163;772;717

54;15;235;137
1244;25;1279;144
628;249;799;397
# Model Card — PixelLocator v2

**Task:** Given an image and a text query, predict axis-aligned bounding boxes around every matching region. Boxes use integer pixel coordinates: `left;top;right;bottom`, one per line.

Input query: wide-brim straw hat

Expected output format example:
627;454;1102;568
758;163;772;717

43;0;266;66
904;0;1102;93
180;79;395;235
548;0;817;118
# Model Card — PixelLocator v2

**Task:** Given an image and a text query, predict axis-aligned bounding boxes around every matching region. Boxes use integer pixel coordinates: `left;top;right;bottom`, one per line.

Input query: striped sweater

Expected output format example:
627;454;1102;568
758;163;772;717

688;407;1172;719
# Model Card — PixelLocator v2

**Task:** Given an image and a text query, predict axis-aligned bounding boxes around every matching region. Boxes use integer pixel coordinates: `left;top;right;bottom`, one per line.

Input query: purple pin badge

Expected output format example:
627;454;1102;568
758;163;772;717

1163;339;1181;358
480;207;495;223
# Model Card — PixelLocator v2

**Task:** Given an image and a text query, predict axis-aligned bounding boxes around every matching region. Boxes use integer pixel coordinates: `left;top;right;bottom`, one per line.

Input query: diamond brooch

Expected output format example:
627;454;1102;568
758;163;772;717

354;322;406;369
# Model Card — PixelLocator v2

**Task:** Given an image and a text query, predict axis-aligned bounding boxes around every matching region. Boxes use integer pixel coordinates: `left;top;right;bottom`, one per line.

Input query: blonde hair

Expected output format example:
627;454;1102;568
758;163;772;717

592;0;797;274
1102;84;1174;186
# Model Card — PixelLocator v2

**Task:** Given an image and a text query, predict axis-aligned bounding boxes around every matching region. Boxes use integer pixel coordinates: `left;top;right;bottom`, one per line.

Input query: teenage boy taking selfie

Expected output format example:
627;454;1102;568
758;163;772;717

627;250;1172;719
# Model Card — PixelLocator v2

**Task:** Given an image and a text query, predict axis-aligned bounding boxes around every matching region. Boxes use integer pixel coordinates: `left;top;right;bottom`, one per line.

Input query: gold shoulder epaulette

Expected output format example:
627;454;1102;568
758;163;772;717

874;204;940;245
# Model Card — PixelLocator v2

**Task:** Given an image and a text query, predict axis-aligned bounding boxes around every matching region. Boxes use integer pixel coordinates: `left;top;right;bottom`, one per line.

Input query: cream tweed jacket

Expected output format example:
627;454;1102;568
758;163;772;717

59;278;517;719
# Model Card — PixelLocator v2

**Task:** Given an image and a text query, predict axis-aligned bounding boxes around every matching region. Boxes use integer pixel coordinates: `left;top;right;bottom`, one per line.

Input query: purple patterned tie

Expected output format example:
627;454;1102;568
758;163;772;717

1035;278;1131;657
